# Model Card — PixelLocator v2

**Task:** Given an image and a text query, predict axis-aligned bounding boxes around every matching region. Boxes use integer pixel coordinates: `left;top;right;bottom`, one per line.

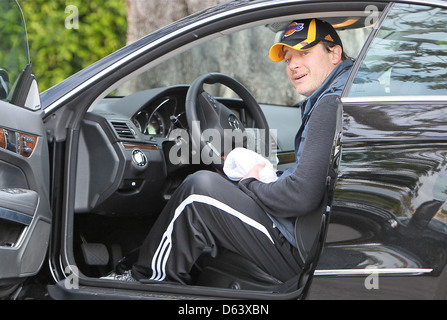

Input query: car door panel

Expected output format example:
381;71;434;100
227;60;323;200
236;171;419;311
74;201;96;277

0;99;51;290
0;189;38;226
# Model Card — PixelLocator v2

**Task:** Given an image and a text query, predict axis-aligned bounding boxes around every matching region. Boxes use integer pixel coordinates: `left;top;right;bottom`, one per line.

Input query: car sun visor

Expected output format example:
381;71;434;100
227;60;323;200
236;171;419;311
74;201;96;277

0;188;38;226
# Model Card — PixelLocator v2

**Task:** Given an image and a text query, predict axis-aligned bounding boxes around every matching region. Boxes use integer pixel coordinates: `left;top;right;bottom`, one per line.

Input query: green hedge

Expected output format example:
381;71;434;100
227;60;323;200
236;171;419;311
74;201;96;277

20;0;127;91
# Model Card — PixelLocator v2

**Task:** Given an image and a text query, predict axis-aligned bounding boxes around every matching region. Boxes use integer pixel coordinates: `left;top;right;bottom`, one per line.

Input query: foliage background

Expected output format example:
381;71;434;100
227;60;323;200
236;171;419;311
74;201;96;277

19;0;128;91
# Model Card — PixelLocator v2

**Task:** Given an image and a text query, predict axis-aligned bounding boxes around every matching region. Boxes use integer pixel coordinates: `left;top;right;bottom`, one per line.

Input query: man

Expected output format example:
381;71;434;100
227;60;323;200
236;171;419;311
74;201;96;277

109;18;353;284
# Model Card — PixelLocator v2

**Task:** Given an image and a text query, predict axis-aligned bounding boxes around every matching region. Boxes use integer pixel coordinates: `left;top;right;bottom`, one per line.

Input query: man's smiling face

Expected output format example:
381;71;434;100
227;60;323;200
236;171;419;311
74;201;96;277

283;42;342;97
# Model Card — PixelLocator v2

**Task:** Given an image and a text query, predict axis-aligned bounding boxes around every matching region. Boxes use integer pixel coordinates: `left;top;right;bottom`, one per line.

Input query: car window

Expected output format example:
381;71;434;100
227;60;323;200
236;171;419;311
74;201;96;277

114;23;370;106
0;0;30;102
348;3;447;97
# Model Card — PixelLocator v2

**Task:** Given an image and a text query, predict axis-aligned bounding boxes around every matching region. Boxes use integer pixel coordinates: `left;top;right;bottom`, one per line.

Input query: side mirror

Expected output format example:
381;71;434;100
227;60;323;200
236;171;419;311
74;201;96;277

0;69;9;100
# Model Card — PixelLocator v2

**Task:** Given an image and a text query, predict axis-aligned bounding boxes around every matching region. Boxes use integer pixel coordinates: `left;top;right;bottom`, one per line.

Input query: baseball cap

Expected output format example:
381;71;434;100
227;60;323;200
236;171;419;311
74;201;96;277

269;19;343;62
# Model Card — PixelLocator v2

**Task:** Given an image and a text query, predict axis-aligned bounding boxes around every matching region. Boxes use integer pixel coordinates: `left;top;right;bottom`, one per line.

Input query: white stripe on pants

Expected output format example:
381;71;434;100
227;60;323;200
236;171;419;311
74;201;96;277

149;194;275;281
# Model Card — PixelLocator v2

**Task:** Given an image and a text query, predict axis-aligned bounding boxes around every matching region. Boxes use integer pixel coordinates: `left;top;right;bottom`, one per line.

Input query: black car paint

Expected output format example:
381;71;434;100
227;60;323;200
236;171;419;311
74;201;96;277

309;100;447;299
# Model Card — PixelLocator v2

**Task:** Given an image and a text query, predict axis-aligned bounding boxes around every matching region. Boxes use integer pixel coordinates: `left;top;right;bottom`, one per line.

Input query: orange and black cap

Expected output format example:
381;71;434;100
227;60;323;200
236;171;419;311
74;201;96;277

269;19;343;62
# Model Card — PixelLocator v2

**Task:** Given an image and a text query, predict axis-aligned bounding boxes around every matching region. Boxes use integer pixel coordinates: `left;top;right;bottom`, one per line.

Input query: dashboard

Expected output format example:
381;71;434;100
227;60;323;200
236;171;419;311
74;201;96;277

131;91;188;138
132;96;185;137
74;86;192;216
74;85;251;217
93;85;190;142
73;85;297;217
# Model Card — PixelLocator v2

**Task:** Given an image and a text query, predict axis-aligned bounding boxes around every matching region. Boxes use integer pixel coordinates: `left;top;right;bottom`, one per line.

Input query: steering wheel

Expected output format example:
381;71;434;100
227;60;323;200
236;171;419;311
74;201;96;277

185;73;270;166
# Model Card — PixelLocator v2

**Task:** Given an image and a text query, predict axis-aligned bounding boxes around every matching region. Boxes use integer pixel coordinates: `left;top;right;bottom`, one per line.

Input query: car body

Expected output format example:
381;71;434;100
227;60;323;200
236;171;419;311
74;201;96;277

1;0;447;300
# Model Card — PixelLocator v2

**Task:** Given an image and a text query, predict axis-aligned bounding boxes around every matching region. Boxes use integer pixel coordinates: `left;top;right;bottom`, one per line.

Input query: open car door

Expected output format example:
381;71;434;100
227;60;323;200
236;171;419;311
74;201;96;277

0;0;51;298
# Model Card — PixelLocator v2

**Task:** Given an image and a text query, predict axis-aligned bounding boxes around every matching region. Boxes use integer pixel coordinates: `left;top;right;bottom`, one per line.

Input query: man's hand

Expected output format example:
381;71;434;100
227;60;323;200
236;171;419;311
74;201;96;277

241;162;266;181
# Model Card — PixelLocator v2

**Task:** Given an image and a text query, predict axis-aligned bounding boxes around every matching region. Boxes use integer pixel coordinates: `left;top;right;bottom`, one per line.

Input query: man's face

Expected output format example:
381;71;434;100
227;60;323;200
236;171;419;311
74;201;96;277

283;43;342;97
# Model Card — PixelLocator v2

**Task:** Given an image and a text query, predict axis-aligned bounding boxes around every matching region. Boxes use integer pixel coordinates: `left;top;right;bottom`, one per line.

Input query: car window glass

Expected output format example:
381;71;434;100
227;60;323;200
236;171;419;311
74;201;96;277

114;23;370;106
348;3;447;97
0;0;30;102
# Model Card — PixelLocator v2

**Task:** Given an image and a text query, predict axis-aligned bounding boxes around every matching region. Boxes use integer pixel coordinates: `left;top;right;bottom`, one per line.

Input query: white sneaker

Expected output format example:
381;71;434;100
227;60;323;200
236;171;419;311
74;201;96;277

101;270;136;282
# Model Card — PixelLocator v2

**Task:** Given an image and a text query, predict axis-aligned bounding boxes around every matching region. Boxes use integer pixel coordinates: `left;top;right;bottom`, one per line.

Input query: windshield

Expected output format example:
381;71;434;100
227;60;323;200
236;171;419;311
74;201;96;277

0;0;30;102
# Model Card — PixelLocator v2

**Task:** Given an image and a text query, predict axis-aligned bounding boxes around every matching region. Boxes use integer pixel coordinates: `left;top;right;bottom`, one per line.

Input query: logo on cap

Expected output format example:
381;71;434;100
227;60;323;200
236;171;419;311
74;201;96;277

325;34;335;42
283;22;304;38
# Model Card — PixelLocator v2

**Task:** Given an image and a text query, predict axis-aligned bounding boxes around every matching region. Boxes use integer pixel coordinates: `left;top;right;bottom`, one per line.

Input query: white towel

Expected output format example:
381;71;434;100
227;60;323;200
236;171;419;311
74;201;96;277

223;148;278;183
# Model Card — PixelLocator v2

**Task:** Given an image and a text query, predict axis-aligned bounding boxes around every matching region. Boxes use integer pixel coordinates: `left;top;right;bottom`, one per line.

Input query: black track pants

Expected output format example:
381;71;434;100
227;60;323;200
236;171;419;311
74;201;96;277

131;170;302;284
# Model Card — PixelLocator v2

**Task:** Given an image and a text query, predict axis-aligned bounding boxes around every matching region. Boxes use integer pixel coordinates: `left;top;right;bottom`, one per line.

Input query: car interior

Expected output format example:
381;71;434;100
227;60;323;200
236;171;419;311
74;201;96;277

64;10;377;296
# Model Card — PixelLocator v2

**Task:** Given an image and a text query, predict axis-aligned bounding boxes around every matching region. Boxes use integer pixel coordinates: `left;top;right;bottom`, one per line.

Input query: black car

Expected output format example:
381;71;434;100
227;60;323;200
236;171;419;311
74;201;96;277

1;0;447;300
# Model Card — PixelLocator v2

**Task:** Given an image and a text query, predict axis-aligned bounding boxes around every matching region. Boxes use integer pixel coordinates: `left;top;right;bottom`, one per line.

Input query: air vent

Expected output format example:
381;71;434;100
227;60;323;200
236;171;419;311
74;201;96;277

111;122;135;139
